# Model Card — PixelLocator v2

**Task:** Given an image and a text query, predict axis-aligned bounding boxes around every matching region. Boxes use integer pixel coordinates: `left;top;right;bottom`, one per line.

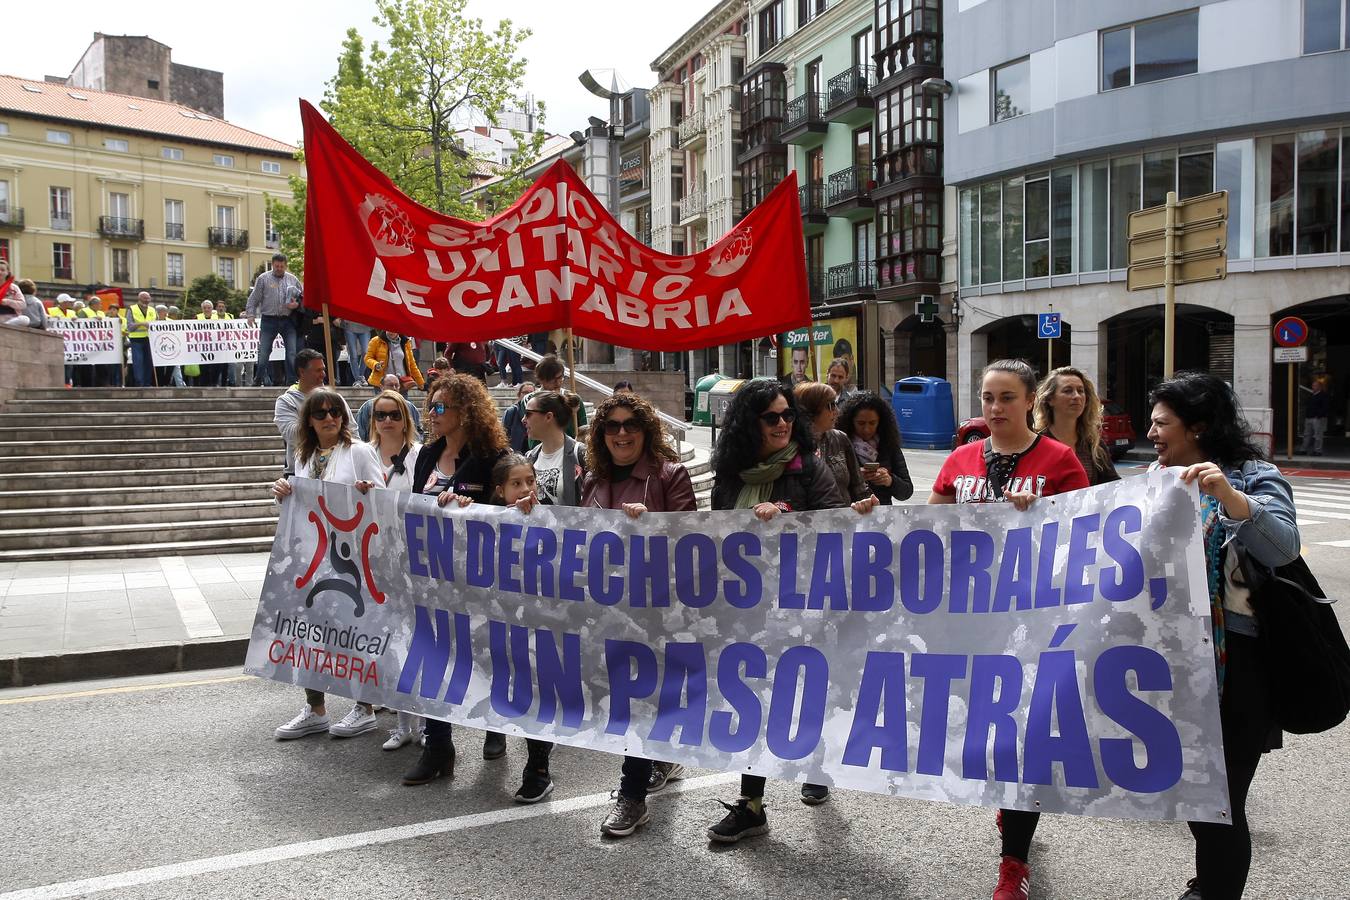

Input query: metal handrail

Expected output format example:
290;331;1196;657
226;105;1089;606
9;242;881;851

488;339;688;448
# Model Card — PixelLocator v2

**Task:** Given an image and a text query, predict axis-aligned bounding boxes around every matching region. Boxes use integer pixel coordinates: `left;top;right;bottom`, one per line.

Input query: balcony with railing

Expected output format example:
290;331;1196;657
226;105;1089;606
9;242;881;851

113;266;132;284
53;265;73;280
827;261;876;302
165;222;185;241
824;166;875;216
781;93;827;144
208;227;249;250
98;216;145;241
266;230;281;249
678;188;707;223
825;65;875;123
0;208;24;229
50;215;72;231
799;182;827;229
677;110;706;150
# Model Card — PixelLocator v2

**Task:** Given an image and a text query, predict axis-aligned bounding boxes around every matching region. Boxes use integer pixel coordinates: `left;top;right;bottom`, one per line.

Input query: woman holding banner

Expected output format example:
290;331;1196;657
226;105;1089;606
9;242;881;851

581;393;697;839
838;392;914;504
795;381;867;503
401;374;510;786
1147;372;1300;900
703;380;877;843
271;389;384;742
354;388;424;751
1034;366;1120;486
928;359;1088;900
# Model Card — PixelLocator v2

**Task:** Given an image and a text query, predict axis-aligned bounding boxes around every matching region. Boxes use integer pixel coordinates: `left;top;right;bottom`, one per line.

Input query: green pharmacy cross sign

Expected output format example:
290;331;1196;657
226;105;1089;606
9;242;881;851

915;295;940;323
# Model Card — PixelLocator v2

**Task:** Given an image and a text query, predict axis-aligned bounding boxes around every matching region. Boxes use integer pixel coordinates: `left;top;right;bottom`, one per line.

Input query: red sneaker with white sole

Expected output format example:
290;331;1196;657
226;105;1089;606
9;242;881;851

993;855;1031;900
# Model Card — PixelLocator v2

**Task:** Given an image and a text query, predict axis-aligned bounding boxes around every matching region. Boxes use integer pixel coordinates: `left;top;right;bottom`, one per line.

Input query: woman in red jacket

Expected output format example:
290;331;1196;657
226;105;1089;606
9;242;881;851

581;393;696;839
929;358;1088;900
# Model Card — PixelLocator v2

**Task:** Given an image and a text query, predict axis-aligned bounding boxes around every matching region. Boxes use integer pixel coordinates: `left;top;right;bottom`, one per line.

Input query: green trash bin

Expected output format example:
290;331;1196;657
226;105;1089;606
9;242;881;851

692;373;724;426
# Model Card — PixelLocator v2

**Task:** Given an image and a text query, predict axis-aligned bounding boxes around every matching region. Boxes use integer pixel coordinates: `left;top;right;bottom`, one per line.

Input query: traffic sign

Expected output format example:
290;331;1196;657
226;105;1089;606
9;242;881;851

1037;312;1061;340
1127;191;1228;237
1273;316;1308;348
1127;225;1226;266
1274;347;1308;363
1125;254;1227;291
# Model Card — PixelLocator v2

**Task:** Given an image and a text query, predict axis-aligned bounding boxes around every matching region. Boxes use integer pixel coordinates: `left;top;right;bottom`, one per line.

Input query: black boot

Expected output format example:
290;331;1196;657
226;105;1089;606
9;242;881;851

483;731;507;760
402;744;454;786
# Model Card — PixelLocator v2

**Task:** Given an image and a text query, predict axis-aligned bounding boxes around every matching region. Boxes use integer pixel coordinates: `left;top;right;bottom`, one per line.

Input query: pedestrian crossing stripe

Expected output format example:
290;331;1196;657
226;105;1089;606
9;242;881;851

1315;539;1350;548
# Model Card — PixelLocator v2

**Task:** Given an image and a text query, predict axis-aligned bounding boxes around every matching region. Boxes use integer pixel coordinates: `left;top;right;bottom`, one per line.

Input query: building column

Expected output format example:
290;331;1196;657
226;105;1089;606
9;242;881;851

1233;309;1273;438
881;329;897;390
959;326;988;420
1071;312;1103;394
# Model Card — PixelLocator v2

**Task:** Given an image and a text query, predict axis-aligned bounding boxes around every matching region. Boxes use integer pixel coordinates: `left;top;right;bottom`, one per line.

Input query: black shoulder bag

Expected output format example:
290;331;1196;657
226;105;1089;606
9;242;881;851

1240;550;1350;734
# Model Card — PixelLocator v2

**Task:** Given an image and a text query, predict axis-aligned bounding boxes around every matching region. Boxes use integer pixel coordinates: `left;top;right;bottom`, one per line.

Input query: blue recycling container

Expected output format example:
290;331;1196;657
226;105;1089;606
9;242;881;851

891;376;956;449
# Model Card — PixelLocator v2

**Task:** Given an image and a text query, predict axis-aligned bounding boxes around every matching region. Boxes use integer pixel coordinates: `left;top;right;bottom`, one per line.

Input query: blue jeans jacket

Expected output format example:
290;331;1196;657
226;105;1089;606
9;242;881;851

1217;459;1300;570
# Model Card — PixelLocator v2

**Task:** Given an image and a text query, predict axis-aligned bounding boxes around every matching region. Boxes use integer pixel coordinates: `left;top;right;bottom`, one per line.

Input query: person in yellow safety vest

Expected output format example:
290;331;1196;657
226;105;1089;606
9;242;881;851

47;293;74;319
126;291;158;387
194;300;231;387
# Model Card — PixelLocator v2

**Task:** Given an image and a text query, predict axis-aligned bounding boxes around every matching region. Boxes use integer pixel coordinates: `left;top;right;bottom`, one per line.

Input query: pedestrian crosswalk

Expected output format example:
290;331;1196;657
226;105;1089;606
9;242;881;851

1291;479;1350;549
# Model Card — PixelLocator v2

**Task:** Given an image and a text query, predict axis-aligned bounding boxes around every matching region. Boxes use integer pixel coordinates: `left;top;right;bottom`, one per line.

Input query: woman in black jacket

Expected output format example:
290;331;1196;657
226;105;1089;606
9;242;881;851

838;392;914;504
402;374;508;786
705;380;876;844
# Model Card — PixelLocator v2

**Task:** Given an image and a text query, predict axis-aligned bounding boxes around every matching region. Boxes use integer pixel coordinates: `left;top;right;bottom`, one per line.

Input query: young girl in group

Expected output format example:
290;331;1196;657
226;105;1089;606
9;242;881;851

928;359;1089;900
439;452;556;803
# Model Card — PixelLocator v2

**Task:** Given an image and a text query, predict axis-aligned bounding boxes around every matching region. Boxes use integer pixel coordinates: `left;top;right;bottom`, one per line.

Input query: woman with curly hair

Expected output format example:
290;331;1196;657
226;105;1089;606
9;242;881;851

583;393;696;839
401;374;510;787
705;380;877;844
270;389;383;743
1148;372;1299;900
1033;366;1119;486
838;391;914;504
794;381;867;503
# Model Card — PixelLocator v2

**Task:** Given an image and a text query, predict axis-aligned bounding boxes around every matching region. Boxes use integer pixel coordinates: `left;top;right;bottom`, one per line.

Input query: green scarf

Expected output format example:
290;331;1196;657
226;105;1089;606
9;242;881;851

734;443;799;509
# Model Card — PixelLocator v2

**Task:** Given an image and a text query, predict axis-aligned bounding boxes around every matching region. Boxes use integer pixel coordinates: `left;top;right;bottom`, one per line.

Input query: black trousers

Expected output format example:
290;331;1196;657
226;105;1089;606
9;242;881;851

1187;632;1271;900
740;775;827;799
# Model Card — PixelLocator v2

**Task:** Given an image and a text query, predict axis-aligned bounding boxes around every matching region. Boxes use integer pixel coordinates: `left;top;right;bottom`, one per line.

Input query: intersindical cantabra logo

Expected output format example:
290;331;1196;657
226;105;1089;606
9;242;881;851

295;496;385;617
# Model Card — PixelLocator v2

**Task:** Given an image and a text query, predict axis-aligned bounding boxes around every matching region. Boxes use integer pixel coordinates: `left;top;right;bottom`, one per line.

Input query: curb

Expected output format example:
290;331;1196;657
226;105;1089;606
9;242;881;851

1121;450;1350;476
0;637;249;689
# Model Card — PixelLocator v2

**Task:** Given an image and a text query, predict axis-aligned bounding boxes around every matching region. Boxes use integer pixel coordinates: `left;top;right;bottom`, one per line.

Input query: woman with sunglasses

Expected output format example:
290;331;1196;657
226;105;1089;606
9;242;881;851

354;388;424;750
703;380;878;843
582;393;696;839
271;389;384;742
794;381;867;503
401;374;510;786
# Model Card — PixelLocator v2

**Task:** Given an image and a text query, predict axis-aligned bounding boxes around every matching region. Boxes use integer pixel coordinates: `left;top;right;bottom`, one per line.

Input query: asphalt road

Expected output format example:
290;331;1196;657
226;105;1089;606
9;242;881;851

2;451;1348;900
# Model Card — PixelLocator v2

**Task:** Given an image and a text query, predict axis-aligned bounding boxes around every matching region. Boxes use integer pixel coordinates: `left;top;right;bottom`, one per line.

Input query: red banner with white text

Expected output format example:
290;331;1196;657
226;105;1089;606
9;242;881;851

299;100;810;350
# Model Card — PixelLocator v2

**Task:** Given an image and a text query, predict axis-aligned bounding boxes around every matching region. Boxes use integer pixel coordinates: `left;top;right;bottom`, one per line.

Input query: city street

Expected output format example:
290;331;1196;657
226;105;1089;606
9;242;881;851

3;451;1348;900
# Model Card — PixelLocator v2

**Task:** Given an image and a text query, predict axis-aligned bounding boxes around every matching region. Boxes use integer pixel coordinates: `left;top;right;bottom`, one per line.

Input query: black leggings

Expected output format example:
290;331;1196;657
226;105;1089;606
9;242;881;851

740;775;826;799
1186;632;1272;900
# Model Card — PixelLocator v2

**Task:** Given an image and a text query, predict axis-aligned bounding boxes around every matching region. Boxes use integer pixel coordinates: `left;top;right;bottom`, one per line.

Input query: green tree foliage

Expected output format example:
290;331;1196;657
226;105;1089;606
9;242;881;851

269;1;549;280
185;274;249;318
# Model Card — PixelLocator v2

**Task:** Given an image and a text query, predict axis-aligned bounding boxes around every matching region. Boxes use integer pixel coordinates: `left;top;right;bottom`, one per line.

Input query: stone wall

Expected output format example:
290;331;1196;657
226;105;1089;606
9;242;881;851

0;327;66;405
170;63;225;118
568;371;688;425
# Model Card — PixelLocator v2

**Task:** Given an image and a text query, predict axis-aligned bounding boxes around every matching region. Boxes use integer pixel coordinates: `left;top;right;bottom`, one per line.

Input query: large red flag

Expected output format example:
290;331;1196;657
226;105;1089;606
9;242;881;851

299;100;810;350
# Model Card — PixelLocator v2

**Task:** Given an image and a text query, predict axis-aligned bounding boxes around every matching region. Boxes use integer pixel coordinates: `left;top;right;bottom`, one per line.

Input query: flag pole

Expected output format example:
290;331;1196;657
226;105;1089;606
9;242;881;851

565;327;579;432
321;301;337;387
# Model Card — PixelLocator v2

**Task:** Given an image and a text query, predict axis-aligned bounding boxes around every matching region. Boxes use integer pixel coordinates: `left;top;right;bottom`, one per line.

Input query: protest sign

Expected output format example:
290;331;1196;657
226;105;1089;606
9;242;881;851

245;470;1229;823
148;320;285;366
299;99;810;350
48;317;122;365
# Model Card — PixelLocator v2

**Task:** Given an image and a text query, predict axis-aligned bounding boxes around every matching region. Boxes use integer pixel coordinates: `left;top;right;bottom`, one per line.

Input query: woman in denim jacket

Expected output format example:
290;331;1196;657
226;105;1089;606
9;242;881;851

1147;372;1299;900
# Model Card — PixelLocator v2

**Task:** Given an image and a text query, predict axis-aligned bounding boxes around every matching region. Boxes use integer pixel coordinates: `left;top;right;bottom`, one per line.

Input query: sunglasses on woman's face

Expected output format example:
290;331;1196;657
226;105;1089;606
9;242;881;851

601;418;643;435
428;402;446;415
758;409;797;426
311;407;341;421
374;409;403;422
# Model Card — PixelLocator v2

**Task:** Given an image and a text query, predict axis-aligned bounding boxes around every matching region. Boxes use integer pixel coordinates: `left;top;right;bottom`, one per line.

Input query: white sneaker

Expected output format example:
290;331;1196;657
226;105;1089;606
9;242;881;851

329;704;377;738
275;705;329;740
383;728;416;751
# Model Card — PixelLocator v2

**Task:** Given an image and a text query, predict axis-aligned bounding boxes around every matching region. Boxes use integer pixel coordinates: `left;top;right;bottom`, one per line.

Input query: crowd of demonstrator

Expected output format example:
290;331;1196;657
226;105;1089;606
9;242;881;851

263;345;1303;900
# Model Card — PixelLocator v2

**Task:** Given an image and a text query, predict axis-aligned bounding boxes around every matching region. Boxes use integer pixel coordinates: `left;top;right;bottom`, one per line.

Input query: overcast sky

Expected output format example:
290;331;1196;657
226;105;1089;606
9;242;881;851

8;0;709;147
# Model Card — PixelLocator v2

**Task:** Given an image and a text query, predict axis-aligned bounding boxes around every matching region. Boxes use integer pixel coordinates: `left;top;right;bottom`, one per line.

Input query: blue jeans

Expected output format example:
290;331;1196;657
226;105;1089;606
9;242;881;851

344;327;371;385
256;315;299;386
130;339;153;387
495;344;523;385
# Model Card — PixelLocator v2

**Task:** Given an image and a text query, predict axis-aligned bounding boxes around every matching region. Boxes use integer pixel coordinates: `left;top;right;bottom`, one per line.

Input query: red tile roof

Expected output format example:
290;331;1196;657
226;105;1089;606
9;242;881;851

0;73;296;155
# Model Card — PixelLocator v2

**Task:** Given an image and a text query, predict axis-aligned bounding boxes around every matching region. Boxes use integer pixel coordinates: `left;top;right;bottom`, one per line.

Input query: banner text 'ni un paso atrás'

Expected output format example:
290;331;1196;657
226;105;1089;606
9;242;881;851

298;99;810;351
245;470;1229;823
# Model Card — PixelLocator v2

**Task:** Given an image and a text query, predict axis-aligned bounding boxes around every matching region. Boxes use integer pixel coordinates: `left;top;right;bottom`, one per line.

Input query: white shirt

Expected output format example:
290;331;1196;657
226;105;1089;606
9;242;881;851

533;444;565;504
299;441;383;486
379;442;422;492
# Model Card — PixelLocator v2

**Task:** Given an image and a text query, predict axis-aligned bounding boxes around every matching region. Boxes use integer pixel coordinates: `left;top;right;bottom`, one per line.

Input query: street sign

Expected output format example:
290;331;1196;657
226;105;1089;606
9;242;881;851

1127;191;1228;237
1127;226;1227;266
1273;316;1308;348
1037;312;1062;339
1274;346;1308;363
1125;253;1228;291
915;295;939;323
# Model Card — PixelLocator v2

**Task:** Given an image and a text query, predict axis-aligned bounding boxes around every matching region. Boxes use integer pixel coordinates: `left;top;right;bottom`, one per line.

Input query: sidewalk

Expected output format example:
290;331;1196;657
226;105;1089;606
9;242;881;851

0;552;268;687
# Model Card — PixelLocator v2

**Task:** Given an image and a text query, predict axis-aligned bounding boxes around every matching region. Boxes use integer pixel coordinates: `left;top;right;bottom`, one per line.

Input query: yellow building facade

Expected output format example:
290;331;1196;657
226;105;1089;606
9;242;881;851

0;74;300;303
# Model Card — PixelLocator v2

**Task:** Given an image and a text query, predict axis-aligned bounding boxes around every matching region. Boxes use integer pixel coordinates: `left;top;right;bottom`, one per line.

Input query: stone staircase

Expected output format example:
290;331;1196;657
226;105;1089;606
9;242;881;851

0;385;711;563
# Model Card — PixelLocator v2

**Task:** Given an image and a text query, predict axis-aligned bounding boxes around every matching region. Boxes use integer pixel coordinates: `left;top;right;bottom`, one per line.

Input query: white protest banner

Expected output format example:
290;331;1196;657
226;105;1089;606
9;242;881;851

245;470;1229;823
48;317;122;365
148;319;286;366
